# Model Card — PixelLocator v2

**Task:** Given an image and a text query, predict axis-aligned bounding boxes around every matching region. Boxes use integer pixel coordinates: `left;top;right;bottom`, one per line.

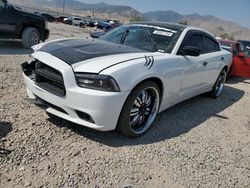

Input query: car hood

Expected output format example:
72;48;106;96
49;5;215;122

33;38;161;73
14;7;45;22
36;38;144;64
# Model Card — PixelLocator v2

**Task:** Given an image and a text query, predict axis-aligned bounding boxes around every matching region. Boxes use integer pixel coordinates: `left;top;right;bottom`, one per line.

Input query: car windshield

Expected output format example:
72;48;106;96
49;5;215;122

100;24;183;53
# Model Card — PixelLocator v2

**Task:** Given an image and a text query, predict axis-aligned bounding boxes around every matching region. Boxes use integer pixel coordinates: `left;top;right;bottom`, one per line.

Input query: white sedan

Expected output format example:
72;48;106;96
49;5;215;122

22;22;232;137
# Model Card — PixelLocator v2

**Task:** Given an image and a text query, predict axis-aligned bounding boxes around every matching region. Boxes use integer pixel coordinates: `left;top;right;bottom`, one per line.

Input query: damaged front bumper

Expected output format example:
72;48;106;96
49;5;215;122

21;60;129;131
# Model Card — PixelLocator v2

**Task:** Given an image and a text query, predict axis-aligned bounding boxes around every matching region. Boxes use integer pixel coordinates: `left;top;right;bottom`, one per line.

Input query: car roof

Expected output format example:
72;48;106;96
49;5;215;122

127;21;216;38
129;21;187;31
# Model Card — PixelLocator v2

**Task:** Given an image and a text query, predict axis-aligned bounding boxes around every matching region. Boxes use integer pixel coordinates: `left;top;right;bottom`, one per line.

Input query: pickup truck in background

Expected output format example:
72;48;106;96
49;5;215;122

218;39;250;78
0;0;50;48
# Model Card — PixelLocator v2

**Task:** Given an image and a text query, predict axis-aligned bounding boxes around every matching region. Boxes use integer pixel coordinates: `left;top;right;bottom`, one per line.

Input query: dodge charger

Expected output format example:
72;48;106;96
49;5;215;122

22;22;232;137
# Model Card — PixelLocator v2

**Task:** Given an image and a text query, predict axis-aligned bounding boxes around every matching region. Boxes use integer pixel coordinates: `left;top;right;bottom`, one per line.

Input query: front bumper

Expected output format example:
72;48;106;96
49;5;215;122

22;60;129;131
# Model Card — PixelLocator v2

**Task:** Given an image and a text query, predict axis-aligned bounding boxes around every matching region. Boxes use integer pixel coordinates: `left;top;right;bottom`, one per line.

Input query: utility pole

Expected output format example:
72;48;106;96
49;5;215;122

62;0;65;13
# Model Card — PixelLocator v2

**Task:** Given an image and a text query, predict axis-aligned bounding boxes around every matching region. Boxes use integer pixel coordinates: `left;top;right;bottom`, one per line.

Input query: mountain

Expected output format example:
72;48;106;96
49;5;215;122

144;10;182;23
9;0;144;22
144;11;250;40
9;0;250;40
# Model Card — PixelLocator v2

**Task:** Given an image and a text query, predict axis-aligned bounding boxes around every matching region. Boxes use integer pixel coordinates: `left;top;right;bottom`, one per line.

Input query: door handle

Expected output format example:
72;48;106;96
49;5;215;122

203;62;208;66
221;57;224;61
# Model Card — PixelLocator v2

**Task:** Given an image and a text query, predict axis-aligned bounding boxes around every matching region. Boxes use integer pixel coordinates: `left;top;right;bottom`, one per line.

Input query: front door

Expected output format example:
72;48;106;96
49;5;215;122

231;43;250;78
0;2;18;38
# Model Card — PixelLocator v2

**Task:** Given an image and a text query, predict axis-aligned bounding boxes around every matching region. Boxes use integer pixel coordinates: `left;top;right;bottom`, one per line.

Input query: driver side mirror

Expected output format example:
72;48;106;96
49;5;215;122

178;46;201;57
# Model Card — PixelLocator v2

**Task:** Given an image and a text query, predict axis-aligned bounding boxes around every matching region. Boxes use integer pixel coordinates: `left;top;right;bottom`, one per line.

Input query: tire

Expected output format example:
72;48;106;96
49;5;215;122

117;81;161;137
21;27;40;49
210;68;227;98
79;23;84;27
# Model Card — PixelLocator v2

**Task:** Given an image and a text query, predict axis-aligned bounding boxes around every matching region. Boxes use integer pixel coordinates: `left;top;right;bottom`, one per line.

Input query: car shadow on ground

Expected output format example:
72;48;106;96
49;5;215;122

0;121;13;157
0;41;33;55
48;85;244;147
227;76;250;85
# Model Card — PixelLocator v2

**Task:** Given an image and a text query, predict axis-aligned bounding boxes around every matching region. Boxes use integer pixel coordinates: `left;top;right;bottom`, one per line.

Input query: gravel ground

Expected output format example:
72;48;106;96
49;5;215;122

0;23;250;188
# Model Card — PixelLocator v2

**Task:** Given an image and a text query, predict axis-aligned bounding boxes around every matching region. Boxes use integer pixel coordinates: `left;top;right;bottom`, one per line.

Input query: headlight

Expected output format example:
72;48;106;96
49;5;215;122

75;73;120;92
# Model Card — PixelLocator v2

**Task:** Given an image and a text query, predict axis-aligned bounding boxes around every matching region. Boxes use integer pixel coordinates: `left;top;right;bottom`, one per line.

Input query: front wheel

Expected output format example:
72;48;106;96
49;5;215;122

21;27;40;49
210;68;227;98
117;81;161;137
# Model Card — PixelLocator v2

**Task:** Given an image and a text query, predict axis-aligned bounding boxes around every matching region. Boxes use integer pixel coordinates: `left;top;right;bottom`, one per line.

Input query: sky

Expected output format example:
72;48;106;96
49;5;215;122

79;0;250;29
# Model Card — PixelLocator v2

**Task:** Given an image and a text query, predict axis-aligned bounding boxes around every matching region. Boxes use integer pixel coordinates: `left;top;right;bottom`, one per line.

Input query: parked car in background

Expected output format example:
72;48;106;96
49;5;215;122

72;17;87;27
56;16;67;23
63;17;72;25
97;21;121;31
90;27;116;38
0;0;49;48
219;39;250;78
96;21;112;30
22;22;232;137
87;19;98;27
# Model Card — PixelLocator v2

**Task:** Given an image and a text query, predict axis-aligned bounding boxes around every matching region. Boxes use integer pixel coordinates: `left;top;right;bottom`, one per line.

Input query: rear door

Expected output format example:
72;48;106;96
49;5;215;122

201;34;224;86
231;43;250;78
178;31;224;99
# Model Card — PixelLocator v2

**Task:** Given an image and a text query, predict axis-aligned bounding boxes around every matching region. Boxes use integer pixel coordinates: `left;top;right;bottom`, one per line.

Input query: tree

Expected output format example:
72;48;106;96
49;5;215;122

130;16;144;22
220;32;235;40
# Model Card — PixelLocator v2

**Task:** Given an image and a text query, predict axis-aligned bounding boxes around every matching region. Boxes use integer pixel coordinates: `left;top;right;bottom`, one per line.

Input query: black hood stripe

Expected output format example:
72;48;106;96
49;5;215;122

39;39;144;65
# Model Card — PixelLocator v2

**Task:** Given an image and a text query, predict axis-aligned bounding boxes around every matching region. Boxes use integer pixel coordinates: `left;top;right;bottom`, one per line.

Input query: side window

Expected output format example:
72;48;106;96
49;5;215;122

182;34;203;51
203;36;220;53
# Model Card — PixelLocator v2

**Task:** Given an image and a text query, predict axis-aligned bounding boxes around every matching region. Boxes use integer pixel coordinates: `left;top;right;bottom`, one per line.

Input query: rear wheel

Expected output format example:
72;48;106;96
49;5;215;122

21;27;40;49
210;68;227;98
117;81;161;137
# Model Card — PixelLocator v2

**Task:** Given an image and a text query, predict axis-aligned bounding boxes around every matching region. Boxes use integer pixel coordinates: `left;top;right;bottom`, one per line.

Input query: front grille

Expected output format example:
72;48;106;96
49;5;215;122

35;61;66;97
